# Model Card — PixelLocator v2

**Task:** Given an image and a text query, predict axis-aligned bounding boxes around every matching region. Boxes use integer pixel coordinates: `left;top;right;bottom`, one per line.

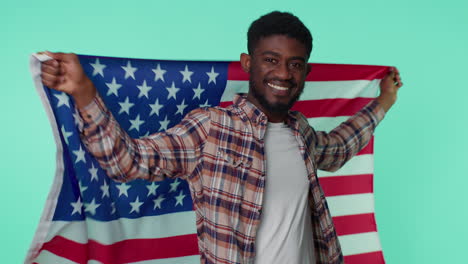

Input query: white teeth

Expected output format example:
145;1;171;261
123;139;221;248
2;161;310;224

268;83;289;91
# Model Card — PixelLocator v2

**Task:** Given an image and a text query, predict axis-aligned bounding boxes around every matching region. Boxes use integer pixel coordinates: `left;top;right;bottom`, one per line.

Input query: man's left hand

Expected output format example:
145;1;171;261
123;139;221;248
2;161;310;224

376;67;403;112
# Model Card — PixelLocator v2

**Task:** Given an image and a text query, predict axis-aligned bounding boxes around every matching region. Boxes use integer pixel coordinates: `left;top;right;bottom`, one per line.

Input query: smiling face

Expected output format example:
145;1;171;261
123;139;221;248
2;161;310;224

241;34;311;122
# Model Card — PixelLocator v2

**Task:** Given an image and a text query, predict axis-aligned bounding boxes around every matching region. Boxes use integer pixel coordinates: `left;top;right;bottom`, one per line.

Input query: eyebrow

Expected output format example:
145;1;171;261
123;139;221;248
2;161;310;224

261;51;306;62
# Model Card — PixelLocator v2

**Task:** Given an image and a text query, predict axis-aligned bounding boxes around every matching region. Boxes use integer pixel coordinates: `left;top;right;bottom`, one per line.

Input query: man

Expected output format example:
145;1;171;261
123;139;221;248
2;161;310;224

40;11;402;264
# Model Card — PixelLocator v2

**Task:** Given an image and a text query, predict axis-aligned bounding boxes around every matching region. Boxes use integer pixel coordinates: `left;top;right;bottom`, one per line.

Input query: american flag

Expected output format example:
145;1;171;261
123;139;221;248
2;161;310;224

27;53;389;264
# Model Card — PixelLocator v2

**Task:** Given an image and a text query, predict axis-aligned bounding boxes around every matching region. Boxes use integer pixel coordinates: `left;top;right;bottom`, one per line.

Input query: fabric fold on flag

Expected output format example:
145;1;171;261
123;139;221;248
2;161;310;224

26;53;389;264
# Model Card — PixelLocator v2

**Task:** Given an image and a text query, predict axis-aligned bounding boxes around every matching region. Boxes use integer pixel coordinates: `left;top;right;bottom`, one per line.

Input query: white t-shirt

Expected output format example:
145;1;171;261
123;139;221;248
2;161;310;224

254;122;315;264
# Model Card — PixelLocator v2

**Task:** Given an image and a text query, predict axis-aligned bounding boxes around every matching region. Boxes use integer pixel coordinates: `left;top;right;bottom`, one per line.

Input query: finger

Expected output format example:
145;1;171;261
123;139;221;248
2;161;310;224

41;73;59;88
395;75;402;84
59;61;67;75
42;78;57;88
41;70;59;81
45;51;74;62
388;67;395;78
41;78;56;88
394;73;402;83
41;63;60;75
42;59;59;67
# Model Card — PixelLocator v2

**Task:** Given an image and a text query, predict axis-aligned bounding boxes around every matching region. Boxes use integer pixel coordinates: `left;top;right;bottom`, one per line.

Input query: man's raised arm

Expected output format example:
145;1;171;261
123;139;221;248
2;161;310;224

40;51;210;182
311;67;403;172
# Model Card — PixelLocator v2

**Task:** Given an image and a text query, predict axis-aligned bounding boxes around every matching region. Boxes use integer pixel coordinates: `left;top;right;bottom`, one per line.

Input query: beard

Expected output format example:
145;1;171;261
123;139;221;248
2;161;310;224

249;79;303;115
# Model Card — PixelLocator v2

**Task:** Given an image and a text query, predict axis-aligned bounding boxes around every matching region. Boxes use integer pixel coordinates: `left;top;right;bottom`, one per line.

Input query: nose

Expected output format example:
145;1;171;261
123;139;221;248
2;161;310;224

273;62;293;80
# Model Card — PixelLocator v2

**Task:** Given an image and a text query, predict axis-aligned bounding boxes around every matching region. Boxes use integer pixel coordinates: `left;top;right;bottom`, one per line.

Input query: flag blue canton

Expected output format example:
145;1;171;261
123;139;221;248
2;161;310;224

47;55;230;221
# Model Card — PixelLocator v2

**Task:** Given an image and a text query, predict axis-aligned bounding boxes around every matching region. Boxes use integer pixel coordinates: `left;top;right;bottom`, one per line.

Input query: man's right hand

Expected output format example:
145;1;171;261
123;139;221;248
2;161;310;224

41;51;96;108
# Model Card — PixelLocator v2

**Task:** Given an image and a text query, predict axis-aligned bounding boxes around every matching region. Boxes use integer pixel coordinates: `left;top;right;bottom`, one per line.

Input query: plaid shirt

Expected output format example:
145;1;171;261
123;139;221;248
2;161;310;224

78;93;385;264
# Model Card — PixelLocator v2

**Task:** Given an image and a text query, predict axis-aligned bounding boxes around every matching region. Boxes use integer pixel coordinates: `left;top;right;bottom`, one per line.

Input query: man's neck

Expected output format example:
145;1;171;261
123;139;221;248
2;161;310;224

245;94;288;123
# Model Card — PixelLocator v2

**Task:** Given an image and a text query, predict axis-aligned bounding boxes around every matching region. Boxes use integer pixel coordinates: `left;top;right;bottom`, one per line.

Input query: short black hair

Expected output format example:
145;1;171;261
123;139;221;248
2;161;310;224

247;11;313;58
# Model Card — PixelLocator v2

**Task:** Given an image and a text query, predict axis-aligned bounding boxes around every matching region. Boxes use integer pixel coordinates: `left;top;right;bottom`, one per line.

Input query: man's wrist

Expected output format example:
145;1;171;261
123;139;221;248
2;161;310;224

73;78;97;109
376;93;397;113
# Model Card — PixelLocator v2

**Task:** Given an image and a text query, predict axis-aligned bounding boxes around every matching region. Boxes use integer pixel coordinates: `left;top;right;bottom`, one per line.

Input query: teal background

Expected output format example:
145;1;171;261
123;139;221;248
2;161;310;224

1;0;467;263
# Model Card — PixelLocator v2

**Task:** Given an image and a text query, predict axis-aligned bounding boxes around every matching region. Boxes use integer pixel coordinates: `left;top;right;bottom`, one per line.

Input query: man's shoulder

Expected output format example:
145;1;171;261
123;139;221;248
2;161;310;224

194;104;242;118
288;110;309;125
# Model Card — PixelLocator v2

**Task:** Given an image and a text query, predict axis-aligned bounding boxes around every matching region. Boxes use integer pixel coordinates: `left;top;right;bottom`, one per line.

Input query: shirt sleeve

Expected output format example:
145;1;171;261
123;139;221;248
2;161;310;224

76;93;211;182
313;99;386;172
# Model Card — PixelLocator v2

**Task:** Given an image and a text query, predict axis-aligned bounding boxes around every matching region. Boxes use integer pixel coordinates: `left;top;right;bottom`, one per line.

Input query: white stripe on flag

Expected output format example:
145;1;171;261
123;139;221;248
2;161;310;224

307;116;350;132
327;193;375;217
221;79;380;102
300;80;380;100
318;154;374;178
338;232;383;256
45;211;197;244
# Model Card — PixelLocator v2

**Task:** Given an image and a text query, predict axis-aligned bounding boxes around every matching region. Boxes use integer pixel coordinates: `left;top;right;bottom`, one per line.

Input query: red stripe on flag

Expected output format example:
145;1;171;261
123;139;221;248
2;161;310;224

40;234;199;264
227;62;389;81
332;213;378;236
219;98;374;118
344;251;385;264
319;174;373;197
291;98;374;118
357;137;373;156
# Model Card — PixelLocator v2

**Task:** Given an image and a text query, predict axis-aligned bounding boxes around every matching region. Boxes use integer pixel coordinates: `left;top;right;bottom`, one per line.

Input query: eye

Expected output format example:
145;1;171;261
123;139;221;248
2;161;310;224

289;62;304;70
264;57;277;64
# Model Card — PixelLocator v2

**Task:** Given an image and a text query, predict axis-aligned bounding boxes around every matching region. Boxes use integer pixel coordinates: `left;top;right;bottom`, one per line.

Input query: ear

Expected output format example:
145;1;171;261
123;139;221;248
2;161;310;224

240;53;251;73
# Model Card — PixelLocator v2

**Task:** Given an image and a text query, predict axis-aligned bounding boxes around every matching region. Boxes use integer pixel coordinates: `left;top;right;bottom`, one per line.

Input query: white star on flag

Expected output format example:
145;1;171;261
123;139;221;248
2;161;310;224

129;197;144;214
78;181;88;193
122;61;137;79
54;93;70;108
100;181;110;198
152;63;166;82
176;99;188;115
146;182;160;197
192;83;205;100
169;178;181;192
72;111;81;127
149;98;163;116
180;65;194;83
159;116;170;131
175;190;186;206
84;198;100;216
88;163;99;182
110;202;116;215
118;97;134;115
206;66;219;84
116;183;131;197
166;82;180;100
141;131;150;138
61;125;73;145
137;80;152;98
106;77;122;97
90;58;106;77
129;114;145;132
73;146;86;164
70;197;83;215
200;99;211;108
153;195;165;209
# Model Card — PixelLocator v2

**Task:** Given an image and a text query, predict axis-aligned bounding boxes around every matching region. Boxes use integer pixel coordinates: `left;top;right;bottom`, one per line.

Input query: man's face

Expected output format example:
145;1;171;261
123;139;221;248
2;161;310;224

242;35;310;119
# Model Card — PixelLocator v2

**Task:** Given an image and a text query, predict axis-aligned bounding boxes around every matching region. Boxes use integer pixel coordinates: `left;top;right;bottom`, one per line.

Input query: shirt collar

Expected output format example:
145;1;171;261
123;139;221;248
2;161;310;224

232;93;304;139
232;94;267;126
